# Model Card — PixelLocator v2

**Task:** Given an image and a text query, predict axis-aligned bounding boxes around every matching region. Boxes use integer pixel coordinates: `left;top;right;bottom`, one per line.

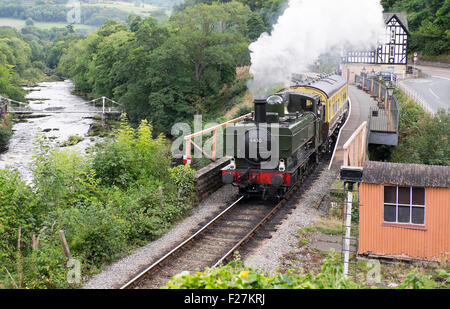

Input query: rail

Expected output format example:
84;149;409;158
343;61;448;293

120;157;325;289
120;196;245;289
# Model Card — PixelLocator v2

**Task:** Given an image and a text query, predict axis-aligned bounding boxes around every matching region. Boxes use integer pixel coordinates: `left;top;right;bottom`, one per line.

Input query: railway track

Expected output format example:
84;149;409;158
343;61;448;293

120;157;323;289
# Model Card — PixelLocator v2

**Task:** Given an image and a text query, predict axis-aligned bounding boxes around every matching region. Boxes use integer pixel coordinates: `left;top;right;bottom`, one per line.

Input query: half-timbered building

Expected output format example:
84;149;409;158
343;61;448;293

341;13;409;83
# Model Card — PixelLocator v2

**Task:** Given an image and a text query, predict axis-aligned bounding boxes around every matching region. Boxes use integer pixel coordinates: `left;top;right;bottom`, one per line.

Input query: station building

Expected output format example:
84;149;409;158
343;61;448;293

341;13;409;83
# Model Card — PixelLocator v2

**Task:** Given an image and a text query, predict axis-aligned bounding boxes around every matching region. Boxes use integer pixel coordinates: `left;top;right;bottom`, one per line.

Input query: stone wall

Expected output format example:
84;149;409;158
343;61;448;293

194;157;231;203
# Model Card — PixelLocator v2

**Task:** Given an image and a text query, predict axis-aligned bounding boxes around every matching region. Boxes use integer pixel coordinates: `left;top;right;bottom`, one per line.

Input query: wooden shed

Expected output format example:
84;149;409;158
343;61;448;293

358;161;450;262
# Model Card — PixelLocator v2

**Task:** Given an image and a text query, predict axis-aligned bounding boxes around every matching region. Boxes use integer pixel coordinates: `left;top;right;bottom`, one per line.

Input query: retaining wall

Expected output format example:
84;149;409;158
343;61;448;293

194;157;231;203
416;60;450;69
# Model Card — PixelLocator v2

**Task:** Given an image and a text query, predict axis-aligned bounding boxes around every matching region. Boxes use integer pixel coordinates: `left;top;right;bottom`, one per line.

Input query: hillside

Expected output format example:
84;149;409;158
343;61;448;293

0;0;175;28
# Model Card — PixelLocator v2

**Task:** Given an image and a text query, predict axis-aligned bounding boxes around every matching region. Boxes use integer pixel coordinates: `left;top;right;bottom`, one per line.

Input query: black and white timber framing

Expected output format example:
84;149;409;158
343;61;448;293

343;13;409;66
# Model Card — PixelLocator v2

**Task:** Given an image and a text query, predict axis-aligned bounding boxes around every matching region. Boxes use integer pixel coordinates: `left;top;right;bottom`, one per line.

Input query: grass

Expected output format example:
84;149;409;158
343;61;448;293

81;1;162;15
355;259;449;289
314;217;343;235
0;18;96;32
297;217;343;247
60;135;84;147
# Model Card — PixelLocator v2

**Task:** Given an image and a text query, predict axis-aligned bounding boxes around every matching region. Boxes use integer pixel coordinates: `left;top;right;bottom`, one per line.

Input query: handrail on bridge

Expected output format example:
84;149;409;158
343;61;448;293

0;94;124;115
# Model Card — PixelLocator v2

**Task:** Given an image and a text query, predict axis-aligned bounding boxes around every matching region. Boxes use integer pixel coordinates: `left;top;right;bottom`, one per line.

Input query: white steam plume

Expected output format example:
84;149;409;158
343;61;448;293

248;0;386;98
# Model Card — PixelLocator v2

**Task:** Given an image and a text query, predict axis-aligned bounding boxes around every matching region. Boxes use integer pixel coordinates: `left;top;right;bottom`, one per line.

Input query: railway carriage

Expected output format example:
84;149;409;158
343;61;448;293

222;74;348;199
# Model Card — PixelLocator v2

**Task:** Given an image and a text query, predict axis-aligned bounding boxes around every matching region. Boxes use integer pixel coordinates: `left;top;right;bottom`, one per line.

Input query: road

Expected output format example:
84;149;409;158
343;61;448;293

400;65;450;114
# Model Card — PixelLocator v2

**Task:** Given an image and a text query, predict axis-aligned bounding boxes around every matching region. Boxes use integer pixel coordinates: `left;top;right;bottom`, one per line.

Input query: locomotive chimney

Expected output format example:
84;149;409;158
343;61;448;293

254;99;267;123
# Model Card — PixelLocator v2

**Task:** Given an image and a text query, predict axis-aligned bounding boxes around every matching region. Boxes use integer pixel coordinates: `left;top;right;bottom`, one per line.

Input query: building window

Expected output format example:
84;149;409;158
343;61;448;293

383;186;425;225
390;46;395;58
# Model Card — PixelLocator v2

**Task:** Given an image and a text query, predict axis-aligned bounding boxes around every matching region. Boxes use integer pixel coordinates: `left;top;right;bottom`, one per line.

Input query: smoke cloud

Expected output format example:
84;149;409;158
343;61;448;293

248;0;386;98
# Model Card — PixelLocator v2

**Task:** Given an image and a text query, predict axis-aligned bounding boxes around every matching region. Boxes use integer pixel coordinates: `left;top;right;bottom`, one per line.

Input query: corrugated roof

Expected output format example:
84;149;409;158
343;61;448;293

362;161;450;188
383;12;409;31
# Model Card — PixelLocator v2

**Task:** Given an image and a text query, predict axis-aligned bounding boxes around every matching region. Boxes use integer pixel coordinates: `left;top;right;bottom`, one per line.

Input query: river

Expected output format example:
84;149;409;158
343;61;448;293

0;80;103;183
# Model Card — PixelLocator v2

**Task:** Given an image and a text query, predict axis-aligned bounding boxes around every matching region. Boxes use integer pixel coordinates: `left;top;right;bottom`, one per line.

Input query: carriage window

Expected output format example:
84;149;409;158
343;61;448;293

303;100;314;112
383;186;425;225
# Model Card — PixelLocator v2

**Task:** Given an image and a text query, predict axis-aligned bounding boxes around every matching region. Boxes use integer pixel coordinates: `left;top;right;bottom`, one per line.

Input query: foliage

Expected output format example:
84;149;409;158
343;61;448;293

397;268;437;289
169;164;196;196
165;252;446;290
165;253;360;289
93;116;170;188
381;0;449;56
390;89;450;165
31;136;102;210
0;0;135;27
20;231;73;289
0;169;38;267
174;0;286;33
0;116;197;288
56;2;258;136
51;206;127;269
0;114;12;149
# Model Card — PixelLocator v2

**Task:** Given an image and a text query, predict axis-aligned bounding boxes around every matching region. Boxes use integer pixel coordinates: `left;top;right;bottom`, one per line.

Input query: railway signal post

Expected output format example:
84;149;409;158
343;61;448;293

340;166;363;278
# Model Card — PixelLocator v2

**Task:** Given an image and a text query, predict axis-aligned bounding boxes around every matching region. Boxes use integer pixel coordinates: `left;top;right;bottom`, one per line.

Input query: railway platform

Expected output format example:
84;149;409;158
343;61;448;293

329;85;376;171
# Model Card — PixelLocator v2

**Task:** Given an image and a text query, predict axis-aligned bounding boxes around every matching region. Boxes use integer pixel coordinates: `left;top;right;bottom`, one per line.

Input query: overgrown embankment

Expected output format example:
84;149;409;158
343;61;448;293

0;113;12;151
0;119;196;289
370;88;449;165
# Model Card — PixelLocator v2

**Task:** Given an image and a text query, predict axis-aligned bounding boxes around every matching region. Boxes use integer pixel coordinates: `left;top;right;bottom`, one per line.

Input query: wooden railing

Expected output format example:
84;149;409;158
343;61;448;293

342;121;368;167
183;113;253;164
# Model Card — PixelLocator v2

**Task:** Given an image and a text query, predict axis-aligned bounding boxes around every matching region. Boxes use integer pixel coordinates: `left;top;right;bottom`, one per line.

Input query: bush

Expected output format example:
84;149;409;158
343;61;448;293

53;206;127;269
0;118;197;288
105;185;172;244
0;115;12;149
93;117;171;188
165;253;359;289
168;164;195;198
32;138;102;209
21;232;72;289
0;169;39;267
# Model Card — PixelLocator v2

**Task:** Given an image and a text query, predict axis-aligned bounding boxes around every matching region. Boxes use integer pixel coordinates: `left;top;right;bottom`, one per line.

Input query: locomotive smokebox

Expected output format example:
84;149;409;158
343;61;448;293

254;99;267;123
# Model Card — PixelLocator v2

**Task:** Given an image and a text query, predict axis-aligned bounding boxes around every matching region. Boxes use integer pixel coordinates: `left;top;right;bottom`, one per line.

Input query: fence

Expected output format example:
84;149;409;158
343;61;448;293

183;113;253;164
396;81;435;116
342;121;368;167
355;75;399;134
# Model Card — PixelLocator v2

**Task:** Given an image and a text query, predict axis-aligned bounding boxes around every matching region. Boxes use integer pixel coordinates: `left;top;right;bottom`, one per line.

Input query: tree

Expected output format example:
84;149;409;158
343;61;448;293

382;0;449;56
25;18;34;26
